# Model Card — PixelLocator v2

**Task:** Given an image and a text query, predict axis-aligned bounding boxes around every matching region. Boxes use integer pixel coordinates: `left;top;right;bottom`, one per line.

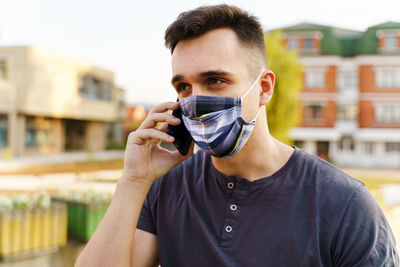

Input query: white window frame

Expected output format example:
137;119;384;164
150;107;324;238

364;142;374;155
374;102;400;123
385;34;397;49
386;143;400;154
338;105;358;120
304;38;313;50
288;38;298;49
339;136;355;151
305;67;326;89
375;66;400;89
337;70;358;91
304;103;324;122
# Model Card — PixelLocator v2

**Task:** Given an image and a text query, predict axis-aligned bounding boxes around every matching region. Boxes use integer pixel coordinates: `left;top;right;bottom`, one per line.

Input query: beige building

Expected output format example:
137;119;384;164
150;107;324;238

0;46;125;157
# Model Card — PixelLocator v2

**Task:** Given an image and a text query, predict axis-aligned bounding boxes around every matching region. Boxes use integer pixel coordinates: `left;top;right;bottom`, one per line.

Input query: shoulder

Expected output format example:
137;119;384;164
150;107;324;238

331;182;399;265
293;150;398;264
292;149;368;224
294;148;364;195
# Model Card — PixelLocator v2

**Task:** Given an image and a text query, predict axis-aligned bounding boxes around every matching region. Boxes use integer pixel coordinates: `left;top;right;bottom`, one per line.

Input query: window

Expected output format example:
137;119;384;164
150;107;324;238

378;31;400;52
305;67;325;88
79;76;90;96
304;38;313;49
385;34;397;49
364;143;374;155
36;130;53;146
25;117;37;147
386;143;400;153
103;82;112;101
338;70;358;91
305;104;323;122
337;105;358;120
339;136;355;151
374;102;400;123
0;60;7;80
25;116;54;147
90;79;100;99
0;115;7;148
77;124;85;137
288;38;298;49
79;76;113;101
375;66;400;88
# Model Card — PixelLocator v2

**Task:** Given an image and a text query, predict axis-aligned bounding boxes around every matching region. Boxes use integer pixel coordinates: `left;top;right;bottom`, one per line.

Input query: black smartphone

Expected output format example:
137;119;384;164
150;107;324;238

166;102;193;156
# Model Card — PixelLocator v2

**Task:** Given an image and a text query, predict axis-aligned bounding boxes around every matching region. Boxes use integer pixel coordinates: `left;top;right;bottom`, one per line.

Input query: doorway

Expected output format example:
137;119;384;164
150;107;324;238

65;119;87;151
317;141;330;161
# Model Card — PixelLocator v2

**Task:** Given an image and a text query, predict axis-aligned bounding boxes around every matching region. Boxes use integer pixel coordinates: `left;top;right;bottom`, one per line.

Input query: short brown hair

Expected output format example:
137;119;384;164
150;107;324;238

164;4;267;66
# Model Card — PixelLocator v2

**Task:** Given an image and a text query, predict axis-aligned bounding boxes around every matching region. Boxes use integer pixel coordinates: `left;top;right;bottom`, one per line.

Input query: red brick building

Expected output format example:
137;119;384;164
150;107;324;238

279;22;400;168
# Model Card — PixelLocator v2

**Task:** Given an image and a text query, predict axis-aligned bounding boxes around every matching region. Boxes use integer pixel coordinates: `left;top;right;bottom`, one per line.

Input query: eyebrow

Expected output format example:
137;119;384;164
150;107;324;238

171;70;234;85
171;75;184;85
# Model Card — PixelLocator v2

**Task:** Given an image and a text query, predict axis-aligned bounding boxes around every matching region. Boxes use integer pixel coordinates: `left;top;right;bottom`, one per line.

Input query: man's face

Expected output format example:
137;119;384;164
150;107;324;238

171;28;262;121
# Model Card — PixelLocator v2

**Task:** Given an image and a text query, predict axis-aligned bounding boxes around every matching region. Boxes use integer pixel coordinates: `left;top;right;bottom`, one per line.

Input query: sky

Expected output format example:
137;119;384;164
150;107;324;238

0;0;399;105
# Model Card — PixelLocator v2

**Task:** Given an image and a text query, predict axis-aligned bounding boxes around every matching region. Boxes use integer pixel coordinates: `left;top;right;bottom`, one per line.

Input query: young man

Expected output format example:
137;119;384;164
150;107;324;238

76;4;398;266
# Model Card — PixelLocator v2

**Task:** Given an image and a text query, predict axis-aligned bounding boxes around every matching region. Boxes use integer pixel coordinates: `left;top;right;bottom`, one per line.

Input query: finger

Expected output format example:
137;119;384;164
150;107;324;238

140;113;180;129
129;128;174;145
157;122;169;132
150;102;179;114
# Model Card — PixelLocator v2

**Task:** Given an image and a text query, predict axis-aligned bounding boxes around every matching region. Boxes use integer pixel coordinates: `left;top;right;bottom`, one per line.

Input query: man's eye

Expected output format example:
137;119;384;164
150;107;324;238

176;83;191;93
208;78;224;85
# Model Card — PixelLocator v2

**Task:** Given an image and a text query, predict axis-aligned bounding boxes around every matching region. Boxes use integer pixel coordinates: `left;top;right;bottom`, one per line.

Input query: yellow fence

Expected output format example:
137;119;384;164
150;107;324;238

0;202;67;258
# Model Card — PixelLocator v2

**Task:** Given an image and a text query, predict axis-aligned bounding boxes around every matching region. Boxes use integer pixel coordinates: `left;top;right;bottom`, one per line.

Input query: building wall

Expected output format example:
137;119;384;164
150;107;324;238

19;47;118;122
285;25;400;168
359;65;375;93
54;119;65;154
0;79;19;157
85;121;106;151
302;65;337;92
326;66;337;92
358;100;375;127
359;64;400;93
358;63;400;128
0;46;125;157
299;64;337;128
23;116;62;155
300;100;336;127
292;55;400;168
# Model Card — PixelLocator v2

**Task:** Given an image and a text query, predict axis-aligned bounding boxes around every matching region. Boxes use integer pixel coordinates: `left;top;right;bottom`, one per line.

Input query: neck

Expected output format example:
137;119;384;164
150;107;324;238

211;113;294;181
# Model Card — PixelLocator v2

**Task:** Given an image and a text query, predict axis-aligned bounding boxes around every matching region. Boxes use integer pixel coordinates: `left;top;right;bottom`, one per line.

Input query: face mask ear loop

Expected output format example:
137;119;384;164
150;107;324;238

252;104;265;122
240;71;265;122
240;71;265;101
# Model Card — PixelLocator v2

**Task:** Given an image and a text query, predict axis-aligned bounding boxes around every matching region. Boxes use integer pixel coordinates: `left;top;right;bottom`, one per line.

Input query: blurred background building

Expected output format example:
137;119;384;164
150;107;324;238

280;21;400;168
0;46;125;157
123;104;152;139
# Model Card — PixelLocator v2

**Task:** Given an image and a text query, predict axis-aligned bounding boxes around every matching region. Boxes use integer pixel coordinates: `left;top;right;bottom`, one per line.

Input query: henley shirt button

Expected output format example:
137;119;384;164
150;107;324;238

227;182;235;189
230;204;238;211
225;225;233;232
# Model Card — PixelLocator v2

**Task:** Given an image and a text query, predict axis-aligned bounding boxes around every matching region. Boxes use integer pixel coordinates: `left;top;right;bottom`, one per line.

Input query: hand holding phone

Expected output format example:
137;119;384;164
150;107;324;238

166;103;193;156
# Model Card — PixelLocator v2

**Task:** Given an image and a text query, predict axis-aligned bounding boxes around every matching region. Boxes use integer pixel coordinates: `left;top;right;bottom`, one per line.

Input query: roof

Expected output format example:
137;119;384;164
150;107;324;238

368;21;400;29
276;21;400;56
281;22;330;31
356;21;400;55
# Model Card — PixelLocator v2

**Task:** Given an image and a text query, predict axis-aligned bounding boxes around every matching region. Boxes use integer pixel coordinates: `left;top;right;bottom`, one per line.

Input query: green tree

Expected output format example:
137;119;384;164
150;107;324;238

265;30;302;144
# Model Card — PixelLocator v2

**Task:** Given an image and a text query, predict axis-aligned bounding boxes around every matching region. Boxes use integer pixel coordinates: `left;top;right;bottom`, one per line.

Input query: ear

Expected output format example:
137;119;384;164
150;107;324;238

259;70;275;106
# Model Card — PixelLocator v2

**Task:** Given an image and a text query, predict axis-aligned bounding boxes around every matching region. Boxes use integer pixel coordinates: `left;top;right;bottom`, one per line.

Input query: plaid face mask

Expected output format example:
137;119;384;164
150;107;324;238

179;72;264;158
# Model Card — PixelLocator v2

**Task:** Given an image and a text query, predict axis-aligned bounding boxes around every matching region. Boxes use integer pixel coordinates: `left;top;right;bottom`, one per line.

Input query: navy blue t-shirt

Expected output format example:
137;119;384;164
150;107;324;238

137;148;398;266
